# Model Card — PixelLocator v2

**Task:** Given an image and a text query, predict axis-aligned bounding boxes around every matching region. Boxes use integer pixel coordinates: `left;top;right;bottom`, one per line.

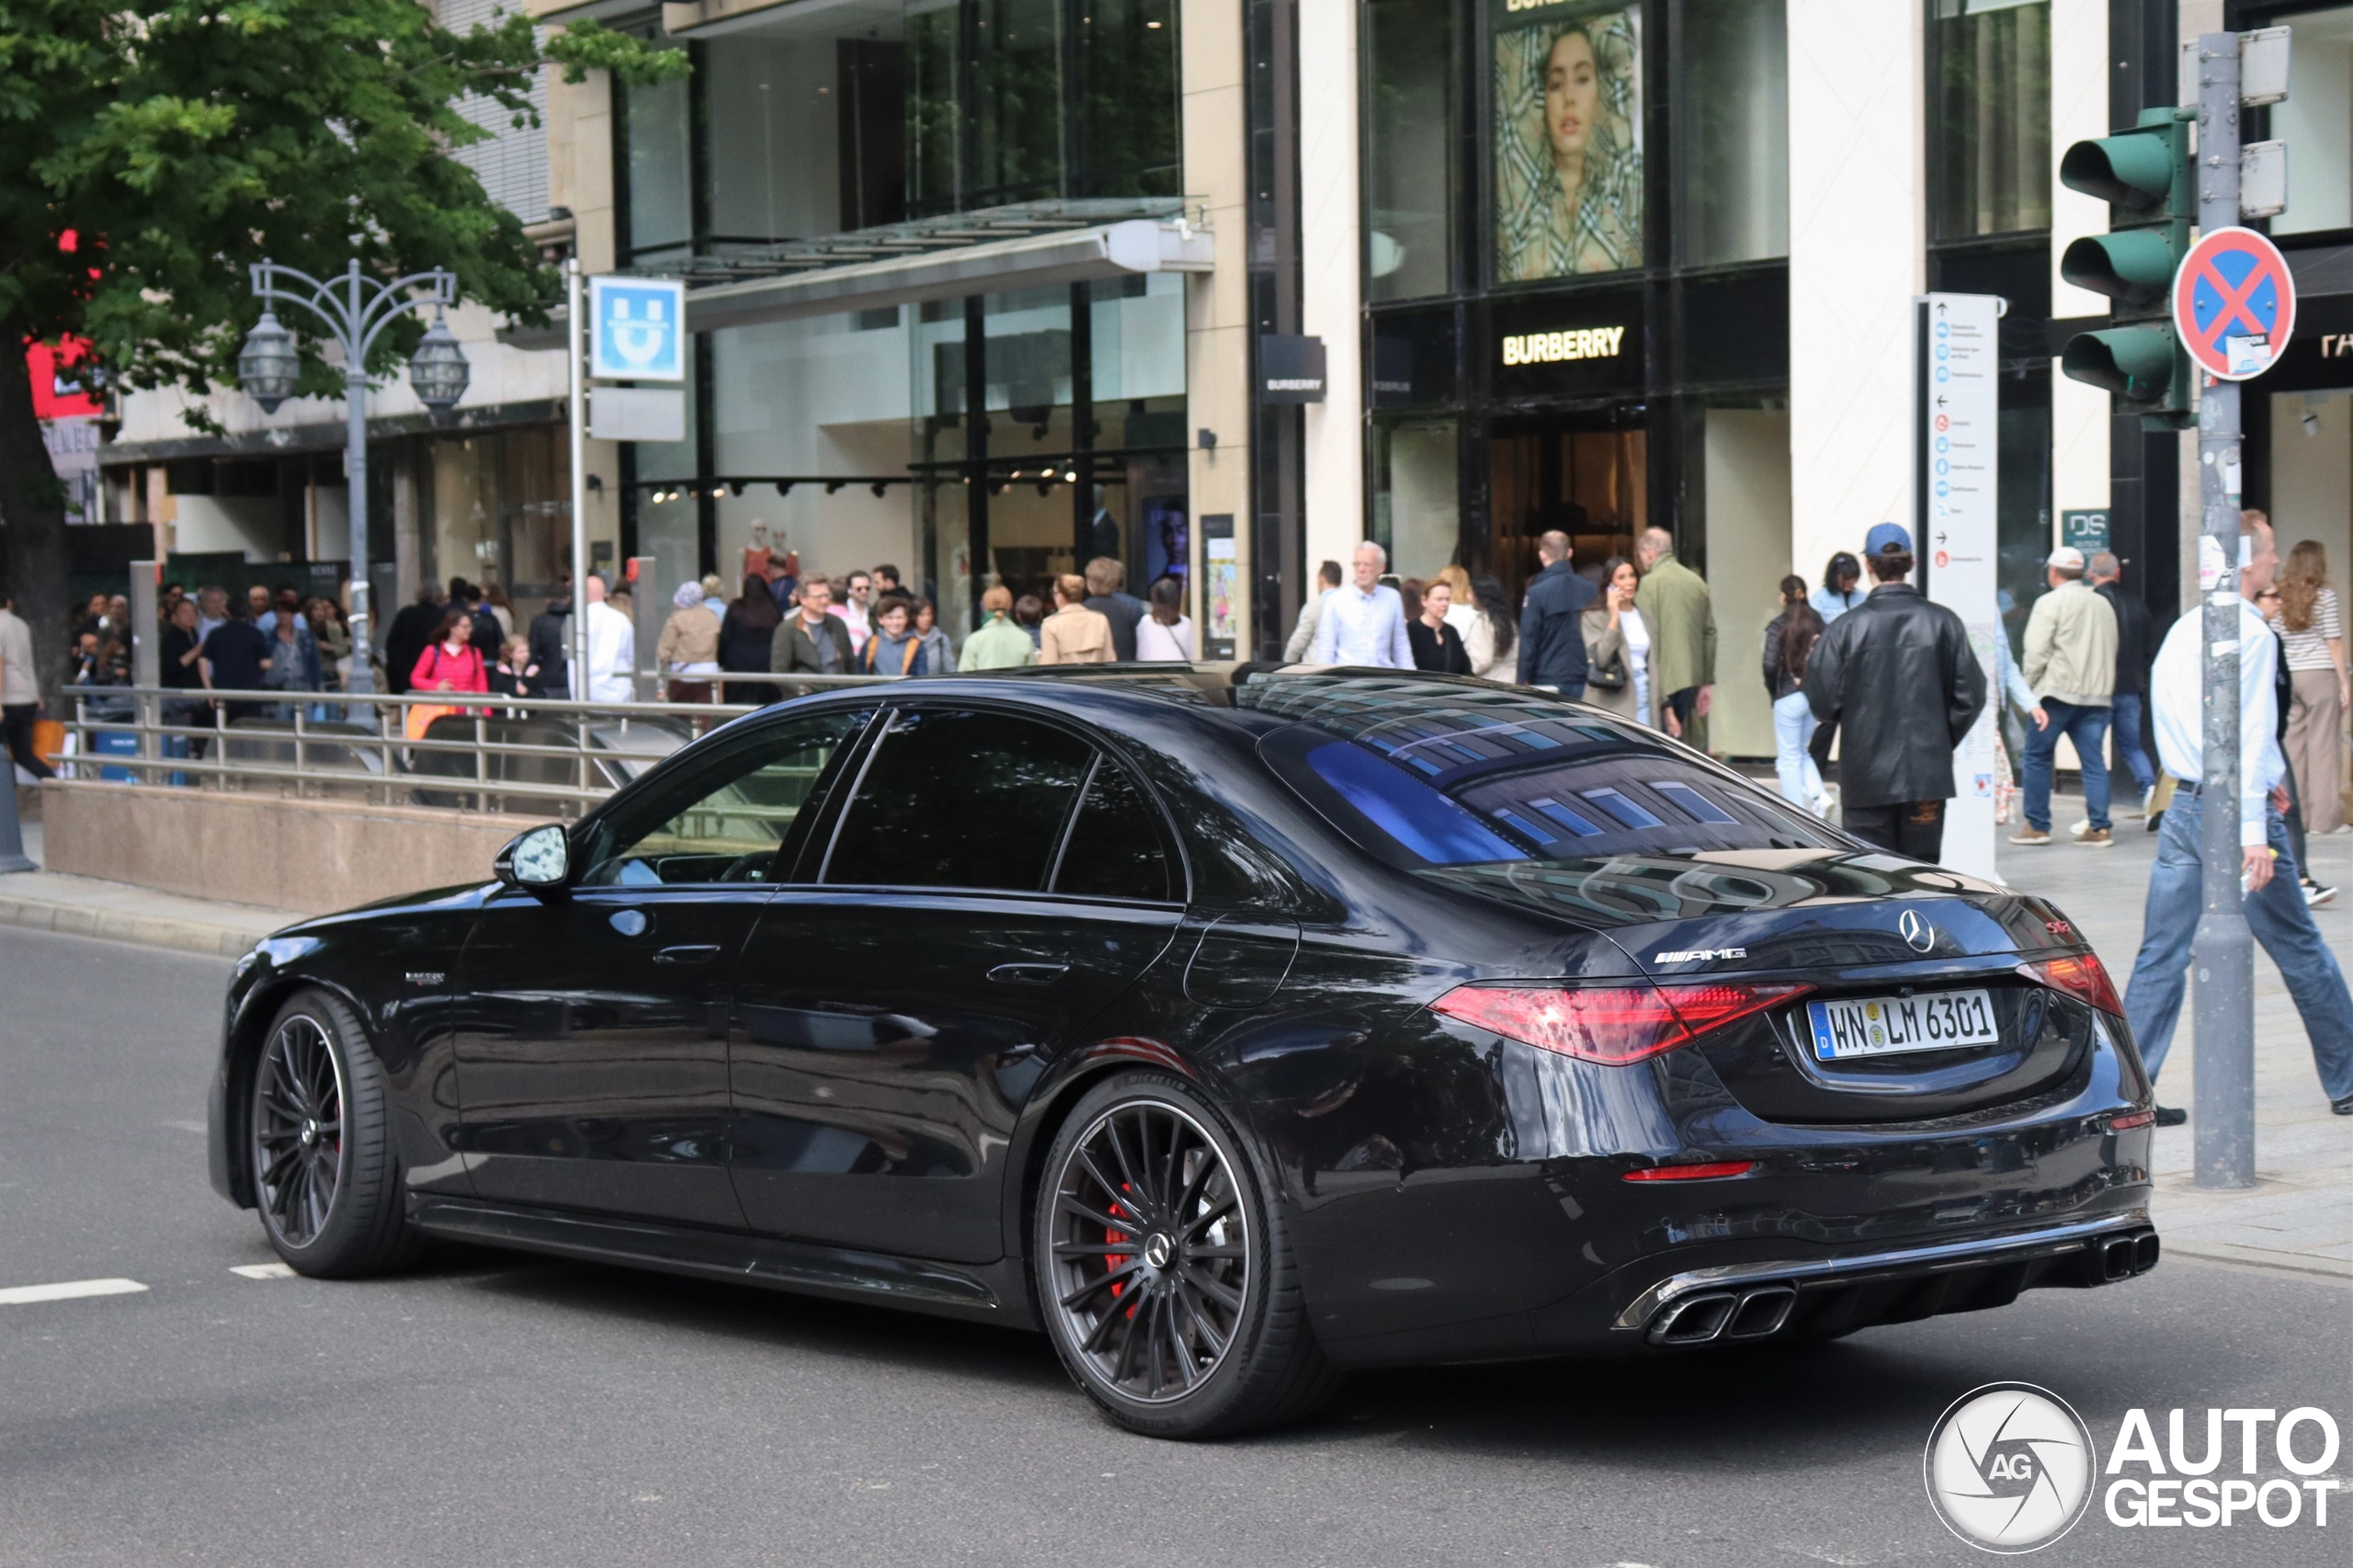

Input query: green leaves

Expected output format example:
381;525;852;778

543;17;688;87
1;0;690;402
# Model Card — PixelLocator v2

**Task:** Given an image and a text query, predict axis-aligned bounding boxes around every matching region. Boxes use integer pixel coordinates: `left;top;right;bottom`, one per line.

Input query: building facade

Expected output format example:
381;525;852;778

96;0;2353;760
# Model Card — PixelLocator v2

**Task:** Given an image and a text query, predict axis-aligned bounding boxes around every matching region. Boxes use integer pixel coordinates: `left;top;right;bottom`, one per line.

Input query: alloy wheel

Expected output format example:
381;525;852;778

252;1013;347;1248
1046;1098;1251;1403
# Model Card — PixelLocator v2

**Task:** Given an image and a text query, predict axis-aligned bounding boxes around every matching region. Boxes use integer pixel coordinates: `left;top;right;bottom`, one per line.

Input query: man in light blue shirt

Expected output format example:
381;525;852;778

2122;512;2353;1119
1310;541;1412;668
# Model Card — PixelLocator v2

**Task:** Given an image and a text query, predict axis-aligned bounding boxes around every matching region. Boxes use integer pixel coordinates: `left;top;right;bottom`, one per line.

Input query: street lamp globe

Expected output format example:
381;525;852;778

236;311;301;413
407;312;471;411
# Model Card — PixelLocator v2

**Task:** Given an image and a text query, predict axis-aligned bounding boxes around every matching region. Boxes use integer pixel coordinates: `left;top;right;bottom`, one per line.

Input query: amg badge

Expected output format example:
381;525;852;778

1654;947;1746;964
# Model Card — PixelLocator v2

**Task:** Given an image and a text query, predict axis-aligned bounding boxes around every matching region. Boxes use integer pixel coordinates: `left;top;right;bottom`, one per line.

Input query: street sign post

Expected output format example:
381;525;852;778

2172;225;2297;381
2187;33;2270;1191
571;271;687;699
1915;291;2002;884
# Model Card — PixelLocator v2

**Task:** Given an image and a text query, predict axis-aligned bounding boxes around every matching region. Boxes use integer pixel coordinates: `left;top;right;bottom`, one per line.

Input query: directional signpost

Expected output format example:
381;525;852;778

1915;292;2002;884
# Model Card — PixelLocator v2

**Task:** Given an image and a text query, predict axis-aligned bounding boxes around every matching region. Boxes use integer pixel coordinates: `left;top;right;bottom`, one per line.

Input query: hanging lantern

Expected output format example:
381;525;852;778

406;311;471;411
236;312;301;413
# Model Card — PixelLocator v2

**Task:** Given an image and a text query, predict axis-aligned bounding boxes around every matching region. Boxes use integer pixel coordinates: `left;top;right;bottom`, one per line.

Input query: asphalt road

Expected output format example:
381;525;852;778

1;926;2345;1568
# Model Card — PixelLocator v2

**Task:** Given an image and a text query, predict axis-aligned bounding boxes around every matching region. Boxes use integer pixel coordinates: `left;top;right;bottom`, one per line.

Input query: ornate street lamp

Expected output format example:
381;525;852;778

406;310;471;411
235;312;302;413
243;257;460;695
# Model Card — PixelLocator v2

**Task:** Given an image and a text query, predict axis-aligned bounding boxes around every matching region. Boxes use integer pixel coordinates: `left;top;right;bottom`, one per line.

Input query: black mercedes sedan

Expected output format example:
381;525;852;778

208;670;2158;1438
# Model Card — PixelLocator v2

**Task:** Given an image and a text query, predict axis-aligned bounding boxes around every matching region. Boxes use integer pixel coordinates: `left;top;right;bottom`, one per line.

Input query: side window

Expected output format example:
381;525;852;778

1053;758;1175;903
579;708;874;886
825;709;1093;892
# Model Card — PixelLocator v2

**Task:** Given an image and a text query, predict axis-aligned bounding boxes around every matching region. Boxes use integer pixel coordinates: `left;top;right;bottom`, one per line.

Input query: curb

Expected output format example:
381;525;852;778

0;891;267;960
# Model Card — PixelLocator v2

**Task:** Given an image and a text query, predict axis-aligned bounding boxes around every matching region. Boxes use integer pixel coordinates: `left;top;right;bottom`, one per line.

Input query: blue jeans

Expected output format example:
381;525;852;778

2122;790;2353;1101
2109;692;2157;795
1772;690;1824;805
2021;697;2112;831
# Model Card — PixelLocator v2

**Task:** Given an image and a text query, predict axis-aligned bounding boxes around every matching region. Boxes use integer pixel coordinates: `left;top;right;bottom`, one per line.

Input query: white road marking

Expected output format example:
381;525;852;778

0;1278;148;1306
229;1262;296;1280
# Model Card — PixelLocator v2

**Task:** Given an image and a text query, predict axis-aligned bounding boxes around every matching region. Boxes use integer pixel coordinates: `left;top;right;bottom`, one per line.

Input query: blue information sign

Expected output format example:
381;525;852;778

588;276;686;382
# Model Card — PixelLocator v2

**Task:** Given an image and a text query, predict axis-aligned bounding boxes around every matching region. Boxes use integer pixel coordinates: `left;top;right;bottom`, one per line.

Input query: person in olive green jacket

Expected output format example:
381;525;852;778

958;585;1037;670
1634;527;1717;744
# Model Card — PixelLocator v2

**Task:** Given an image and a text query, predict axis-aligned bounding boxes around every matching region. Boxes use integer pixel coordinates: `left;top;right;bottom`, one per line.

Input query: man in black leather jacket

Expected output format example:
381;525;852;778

1804;524;1987;860
1515;529;1596;695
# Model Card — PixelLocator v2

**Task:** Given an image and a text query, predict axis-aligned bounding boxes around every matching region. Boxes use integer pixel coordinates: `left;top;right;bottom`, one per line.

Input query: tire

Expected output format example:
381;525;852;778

1033;1071;1341;1438
248;988;422;1277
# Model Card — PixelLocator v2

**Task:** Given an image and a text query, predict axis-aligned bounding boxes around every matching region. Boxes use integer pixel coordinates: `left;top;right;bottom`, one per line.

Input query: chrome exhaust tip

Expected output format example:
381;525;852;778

2097;1228;2161;1282
1648;1290;1738;1346
1724;1284;1798;1339
1648;1283;1797;1346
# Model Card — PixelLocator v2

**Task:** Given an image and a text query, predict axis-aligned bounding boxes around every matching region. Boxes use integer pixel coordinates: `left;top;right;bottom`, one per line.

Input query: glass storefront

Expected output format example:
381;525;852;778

613;0;1186;621
428;428;570;615
1928;0;2050;244
1360;0;1790;747
2274;5;2353;236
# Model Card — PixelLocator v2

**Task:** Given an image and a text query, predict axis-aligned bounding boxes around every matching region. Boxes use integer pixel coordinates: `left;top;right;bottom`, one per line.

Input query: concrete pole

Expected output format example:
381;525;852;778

130;561;159;771
129;562;159;690
344;262;377;698
2191;32;2256;1190
629;556;659;702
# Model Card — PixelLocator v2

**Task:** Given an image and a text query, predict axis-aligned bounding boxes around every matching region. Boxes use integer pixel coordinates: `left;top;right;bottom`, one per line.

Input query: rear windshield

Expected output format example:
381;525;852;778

1245;676;1842;868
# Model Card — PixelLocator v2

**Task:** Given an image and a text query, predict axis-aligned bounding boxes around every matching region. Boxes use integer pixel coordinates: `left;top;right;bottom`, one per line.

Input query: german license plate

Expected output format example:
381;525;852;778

1806;989;1997;1061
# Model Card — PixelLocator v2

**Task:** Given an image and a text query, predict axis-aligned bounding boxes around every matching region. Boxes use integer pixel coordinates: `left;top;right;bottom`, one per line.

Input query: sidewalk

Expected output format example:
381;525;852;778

1995;793;2351;1283
0;818;295;958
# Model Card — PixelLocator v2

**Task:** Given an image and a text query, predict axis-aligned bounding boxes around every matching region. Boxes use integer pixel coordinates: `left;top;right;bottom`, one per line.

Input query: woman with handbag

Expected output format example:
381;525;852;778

1762;574;1830;812
1580;556;1659;726
407;609;489;740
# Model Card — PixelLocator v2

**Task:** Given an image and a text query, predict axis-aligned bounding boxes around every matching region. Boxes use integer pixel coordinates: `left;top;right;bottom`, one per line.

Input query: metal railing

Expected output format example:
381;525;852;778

47;674;897;816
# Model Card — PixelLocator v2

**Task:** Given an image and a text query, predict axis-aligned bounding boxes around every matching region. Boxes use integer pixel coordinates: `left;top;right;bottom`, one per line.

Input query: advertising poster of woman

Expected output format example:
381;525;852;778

1495;1;1643;281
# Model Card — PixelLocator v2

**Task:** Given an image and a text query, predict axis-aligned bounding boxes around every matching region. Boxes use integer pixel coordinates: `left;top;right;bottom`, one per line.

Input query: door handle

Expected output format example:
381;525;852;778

653;944;723;965
988;962;1069;986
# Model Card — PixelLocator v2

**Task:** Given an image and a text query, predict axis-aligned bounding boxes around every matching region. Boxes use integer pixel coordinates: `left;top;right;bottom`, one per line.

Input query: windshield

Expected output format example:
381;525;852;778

1245;675;1844;869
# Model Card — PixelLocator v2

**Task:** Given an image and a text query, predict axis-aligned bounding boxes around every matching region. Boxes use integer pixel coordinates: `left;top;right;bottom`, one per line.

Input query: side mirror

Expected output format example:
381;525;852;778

494;824;572;892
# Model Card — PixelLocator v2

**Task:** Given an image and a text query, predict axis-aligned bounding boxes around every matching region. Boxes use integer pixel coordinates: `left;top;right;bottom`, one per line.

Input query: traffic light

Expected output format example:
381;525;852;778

2057;108;2195;429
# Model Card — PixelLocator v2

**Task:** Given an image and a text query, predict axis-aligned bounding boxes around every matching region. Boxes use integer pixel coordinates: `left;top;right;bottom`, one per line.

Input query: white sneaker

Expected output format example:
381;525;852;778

2068;818;2090;839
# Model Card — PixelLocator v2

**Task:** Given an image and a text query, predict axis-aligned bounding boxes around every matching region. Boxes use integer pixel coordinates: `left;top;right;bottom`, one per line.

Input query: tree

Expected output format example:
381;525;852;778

0;0;685;699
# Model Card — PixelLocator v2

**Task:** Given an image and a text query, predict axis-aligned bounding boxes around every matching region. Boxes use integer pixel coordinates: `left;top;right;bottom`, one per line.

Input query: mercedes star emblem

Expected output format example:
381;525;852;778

1900;910;1936;953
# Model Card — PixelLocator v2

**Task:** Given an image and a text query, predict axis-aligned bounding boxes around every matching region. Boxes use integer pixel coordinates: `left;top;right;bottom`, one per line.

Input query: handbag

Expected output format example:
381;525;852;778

1585;613;1629;690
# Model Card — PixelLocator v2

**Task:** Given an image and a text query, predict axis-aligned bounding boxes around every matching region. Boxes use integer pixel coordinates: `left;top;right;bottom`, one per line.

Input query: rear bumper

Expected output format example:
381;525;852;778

1613;1209;2157;1346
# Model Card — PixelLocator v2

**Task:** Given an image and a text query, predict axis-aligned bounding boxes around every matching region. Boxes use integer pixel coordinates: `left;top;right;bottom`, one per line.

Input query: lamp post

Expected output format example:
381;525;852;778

238;259;469;695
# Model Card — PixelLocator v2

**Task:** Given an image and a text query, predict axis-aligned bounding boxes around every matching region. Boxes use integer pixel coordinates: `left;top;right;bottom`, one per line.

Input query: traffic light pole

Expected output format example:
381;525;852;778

2190;33;2256;1190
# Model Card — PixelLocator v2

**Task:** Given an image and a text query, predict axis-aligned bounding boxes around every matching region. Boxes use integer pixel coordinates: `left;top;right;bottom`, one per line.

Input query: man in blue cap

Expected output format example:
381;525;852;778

1803;522;1988;860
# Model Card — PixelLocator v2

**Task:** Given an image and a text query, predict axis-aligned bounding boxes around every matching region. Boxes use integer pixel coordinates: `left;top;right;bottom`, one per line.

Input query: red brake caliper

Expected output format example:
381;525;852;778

1106;1186;1136;1315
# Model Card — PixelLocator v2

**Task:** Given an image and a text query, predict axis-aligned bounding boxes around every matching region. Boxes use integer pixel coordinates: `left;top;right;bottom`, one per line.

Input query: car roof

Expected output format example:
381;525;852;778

813;665;1636;727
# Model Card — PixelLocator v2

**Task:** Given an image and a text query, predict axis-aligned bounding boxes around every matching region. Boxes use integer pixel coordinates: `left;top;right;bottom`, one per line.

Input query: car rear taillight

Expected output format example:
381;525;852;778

1621;1161;1756;1182
1429;980;1811;1066
2026;953;2124;1017
2106;1109;2156;1131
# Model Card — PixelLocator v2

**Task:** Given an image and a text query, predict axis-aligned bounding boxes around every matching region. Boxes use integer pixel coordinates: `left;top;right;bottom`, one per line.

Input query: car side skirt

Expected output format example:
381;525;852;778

406;1197;1039;1330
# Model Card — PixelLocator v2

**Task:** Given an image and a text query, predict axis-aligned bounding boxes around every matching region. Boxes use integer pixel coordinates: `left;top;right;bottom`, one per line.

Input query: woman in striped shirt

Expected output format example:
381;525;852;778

2269;538;2351;834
